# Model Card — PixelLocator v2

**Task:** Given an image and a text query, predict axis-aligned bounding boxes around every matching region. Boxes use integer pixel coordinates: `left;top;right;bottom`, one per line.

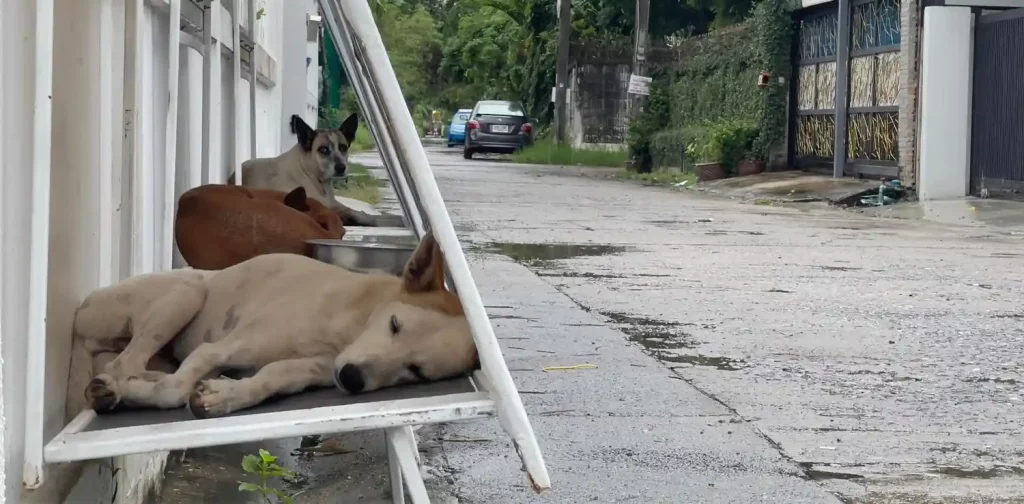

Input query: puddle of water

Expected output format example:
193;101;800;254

667;355;745;371
931;465;1024;479
598;310;744;371
477;242;629;265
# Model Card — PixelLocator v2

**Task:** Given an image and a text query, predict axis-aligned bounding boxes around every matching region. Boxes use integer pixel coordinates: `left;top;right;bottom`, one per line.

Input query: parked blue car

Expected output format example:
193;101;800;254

447;109;473;148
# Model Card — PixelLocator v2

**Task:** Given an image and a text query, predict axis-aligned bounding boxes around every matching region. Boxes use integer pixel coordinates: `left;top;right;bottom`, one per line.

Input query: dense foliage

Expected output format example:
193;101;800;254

321;0;747;124
628;0;793;171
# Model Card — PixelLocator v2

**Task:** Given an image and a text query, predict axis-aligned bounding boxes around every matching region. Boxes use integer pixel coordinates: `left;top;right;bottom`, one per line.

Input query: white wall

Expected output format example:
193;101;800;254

1;0;297;502
917;6;974;201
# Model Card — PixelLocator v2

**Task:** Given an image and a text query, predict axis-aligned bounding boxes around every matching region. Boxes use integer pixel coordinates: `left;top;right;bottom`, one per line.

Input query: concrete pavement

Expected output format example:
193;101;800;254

159;146;1024;503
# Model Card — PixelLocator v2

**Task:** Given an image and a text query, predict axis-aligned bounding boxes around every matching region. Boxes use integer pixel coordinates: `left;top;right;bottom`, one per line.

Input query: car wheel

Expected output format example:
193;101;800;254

463;149;473;160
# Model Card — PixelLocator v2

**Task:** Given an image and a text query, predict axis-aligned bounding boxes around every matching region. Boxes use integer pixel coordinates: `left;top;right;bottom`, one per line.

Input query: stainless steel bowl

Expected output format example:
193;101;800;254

307;239;414;275
341;226;418;246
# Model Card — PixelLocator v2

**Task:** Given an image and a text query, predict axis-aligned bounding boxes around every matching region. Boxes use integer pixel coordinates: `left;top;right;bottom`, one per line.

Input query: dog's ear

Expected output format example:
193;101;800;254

402;231;446;293
338;113;359;145
283;187;311;212
290;114;316;151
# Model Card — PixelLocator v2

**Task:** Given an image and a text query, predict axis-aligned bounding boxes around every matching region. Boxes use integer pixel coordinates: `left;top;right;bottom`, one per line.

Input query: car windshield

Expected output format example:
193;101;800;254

475;102;526;117
451;112;470;125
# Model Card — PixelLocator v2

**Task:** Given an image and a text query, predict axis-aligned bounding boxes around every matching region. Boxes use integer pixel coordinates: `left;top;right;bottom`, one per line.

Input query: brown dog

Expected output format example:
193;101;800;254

175;184;345;270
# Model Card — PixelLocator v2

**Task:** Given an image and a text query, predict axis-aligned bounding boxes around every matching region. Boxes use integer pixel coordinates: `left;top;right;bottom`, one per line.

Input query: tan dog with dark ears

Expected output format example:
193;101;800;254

228;113;381;227
67;231;479;419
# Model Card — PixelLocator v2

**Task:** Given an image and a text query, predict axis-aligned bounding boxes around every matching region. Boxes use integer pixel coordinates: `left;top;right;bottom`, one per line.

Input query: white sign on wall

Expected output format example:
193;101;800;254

627;74;653;96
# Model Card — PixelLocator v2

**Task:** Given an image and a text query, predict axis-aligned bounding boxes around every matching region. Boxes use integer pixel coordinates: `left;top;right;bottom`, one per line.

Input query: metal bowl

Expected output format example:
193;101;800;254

341;226;418;246
306;239;414;275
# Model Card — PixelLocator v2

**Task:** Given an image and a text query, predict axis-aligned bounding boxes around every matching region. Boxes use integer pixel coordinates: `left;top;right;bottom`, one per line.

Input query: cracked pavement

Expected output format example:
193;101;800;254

158;146;1024;503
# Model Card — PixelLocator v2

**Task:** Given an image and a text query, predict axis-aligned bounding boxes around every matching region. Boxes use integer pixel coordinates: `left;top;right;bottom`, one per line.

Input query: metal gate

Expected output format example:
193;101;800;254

970;9;1024;198
791;0;902;179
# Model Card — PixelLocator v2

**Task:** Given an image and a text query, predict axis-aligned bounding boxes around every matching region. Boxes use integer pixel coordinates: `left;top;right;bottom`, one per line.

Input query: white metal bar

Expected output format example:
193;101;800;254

386;432;406;504
23;0;56;489
45;392;494;464
201;0;221;184
318;0;422;234
386;427;430;504
247;0;257;160
231;0;243;180
98;0;116;286
126;0;151;276
164;0;182;271
335;1;551;492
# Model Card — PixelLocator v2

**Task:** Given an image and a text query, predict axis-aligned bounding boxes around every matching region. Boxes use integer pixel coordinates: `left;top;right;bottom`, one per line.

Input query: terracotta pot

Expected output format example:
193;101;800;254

737;160;765;176
696;162;728;182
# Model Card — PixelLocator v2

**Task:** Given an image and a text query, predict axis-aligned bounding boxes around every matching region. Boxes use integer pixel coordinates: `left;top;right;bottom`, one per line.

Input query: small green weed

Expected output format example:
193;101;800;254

238;449;301;504
513;139;629;168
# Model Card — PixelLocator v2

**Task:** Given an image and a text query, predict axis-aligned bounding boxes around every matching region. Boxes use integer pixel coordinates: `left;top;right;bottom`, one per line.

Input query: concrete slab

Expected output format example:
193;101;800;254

698;170;880;204
856;197;1024;231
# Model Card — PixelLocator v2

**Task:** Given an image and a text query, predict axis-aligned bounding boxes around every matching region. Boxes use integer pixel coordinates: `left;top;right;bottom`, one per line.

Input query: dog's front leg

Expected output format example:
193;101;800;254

188;355;336;418
88;339;237;411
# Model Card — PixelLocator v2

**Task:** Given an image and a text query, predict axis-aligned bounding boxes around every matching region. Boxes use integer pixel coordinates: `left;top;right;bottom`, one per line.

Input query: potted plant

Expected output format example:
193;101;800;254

687;139;727;182
736;124;766;176
711;121;764;177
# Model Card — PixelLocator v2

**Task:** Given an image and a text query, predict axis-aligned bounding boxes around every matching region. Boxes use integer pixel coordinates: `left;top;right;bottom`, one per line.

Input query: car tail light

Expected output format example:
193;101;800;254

521;122;533;135
468;120;480;130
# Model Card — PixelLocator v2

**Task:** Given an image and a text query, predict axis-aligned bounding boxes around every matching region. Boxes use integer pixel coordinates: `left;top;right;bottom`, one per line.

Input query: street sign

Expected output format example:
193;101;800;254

627;74;652;96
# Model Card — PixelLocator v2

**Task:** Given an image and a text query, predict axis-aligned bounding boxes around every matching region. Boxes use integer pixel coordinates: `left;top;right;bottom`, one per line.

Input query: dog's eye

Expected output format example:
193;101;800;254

318;146;330;155
389;314;401;335
337;144;348;153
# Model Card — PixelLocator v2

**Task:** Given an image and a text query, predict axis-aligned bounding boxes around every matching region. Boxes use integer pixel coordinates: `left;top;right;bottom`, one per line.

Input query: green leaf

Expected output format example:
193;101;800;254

259;449;277;464
241;455;262;473
237;482;261;493
256;7;265;20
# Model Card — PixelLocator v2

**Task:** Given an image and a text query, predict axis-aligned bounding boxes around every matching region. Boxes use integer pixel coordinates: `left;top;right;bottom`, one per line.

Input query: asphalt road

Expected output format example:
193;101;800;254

160;146;1024;504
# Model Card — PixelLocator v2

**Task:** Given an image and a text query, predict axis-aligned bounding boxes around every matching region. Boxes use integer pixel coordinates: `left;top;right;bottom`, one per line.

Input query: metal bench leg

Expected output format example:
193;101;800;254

386;426;430;504
387;431;406;504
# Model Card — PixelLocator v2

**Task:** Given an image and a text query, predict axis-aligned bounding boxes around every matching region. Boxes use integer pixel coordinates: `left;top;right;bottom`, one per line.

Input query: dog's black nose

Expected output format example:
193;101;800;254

334;163;346;177
337;364;365;393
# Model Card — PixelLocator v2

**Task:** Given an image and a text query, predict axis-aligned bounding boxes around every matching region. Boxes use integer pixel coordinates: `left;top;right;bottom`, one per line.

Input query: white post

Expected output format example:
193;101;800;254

247;0;257;161
164;0;182;270
202;0;222;184
335;0;551;491
125;0;151;275
23;0;56;489
98;0;117;286
231;0;243;181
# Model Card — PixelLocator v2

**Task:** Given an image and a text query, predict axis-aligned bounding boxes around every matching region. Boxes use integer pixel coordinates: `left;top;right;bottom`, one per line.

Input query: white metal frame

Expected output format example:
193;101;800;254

24;0;551;499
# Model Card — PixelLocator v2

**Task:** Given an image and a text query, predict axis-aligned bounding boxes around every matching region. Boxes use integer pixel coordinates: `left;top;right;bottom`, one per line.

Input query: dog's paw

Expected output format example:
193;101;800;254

86;375;121;413
188;378;246;419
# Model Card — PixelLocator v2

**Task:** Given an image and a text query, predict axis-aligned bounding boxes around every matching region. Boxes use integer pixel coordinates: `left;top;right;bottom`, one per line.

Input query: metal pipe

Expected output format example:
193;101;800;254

165;0;182;270
334;0;551;491
23;0;56;488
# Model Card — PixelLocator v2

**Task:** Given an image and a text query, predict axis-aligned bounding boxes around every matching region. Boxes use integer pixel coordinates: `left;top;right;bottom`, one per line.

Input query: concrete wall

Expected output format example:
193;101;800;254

1;0;300;502
917;6;973;200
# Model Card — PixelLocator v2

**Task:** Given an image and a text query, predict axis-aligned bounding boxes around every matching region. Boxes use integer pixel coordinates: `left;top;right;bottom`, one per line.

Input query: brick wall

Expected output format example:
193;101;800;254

898;0;921;187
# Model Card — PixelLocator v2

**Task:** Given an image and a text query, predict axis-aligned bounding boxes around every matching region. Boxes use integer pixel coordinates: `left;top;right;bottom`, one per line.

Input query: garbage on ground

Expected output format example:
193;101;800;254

859;179;904;206
543;363;597;371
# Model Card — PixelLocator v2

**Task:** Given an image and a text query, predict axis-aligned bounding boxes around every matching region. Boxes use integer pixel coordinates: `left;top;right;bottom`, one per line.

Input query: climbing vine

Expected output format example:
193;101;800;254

751;0;794;161
627;0;794;170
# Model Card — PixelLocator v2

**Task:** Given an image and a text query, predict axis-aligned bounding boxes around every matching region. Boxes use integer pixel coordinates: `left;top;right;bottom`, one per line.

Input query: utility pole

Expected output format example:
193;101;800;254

629;0;651;119
555;0;571;145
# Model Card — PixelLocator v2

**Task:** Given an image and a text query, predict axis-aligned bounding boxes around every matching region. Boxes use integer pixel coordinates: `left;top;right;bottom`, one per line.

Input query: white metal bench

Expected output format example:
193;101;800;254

24;1;550;502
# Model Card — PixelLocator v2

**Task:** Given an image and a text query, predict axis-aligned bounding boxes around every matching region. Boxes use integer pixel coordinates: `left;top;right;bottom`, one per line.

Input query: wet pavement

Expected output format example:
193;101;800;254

158;146;1024;503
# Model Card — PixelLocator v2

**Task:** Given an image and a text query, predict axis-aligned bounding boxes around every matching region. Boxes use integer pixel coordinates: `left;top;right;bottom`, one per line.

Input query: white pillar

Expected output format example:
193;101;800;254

918;6;974;201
